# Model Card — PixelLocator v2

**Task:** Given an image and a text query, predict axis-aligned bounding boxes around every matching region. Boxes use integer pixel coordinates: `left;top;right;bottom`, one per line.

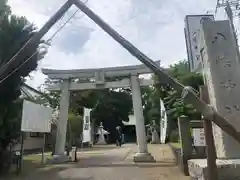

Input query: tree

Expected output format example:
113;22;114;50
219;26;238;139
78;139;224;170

165;60;203;119
151;60;203;120
68;113;83;141
0;1;46;174
141;86;158;125
144;60;204;142
0;0;10;25
40;77;133;143
70;88;132;143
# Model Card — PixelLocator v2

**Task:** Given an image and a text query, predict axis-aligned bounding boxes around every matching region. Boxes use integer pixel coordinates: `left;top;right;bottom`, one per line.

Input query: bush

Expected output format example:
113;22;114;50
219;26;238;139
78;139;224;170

169;130;179;142
0;150;12;176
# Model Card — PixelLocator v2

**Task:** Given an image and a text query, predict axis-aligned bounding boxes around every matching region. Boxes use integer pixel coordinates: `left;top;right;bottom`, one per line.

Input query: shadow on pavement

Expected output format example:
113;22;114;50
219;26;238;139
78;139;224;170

4;155;177;180
73;155;176;168
78;145;118;152
4;144;179;180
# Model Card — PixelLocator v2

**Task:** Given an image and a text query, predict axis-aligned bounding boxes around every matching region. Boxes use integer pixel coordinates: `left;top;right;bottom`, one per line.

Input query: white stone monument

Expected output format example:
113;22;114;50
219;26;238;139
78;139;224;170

82;108;92;145
188;20;240;179
96;122;107;145
151;120;160;144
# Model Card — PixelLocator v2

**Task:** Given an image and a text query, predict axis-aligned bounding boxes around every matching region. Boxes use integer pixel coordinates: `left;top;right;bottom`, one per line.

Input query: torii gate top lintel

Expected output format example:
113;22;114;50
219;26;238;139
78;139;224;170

43;61;161;91
42;60;160;80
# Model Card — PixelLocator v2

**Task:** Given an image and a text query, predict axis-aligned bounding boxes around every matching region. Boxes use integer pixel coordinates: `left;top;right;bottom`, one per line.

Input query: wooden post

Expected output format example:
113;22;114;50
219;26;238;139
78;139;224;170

41;133;46;165
200;85;218;180
18;132;24;174
178;116;192;175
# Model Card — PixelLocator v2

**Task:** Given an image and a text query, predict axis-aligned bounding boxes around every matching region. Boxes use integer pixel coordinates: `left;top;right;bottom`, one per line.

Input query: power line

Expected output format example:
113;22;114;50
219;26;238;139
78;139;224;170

216;0;240;15
0;51;38;85
0;0;89;86
0;2;71;72
47;0;88;43
0;10;75;84
47;8;80;43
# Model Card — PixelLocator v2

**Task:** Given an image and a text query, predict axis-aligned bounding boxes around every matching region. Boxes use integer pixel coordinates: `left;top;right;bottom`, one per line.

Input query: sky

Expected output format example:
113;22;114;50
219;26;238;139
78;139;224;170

7;0;219;88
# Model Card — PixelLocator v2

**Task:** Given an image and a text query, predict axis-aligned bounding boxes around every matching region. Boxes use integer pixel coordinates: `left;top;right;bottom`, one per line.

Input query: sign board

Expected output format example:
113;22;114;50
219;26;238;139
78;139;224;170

160;99;168;144
184;15;214;72
21;100;52;133
192;128;206;146
82;108;92;143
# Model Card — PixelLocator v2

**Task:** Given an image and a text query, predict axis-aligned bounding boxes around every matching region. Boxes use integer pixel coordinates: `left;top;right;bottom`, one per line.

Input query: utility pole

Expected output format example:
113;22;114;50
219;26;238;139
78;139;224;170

215;1;240;61
225;1;240;62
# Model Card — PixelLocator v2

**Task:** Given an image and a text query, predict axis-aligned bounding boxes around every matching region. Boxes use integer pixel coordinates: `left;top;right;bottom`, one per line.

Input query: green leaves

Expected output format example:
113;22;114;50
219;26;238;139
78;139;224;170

68;113;83;140
152;60;203;123
0;2;45;156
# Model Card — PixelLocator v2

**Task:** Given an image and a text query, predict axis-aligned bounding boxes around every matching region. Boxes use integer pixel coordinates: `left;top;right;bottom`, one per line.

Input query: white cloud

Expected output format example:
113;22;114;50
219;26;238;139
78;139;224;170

8;0;216;88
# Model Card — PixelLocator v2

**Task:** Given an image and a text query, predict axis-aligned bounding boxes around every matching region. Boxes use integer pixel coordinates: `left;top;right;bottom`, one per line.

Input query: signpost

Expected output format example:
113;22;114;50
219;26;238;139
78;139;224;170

192;128;206;146
21;100;52;133
20;100;52;170
82;108;92;144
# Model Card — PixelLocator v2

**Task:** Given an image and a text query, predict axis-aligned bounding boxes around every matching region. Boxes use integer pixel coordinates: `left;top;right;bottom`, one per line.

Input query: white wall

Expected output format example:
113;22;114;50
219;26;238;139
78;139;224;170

123;115;136;126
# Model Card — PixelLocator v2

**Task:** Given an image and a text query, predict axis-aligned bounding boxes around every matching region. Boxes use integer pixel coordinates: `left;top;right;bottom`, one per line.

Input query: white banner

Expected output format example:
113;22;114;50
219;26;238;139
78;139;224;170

21;100;52;133
160;99;168;144
82;108;92;143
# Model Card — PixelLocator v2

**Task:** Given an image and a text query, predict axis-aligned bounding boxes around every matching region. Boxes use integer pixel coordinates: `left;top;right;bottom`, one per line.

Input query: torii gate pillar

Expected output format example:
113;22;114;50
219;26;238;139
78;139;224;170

51;79;71;163
131;75;155;162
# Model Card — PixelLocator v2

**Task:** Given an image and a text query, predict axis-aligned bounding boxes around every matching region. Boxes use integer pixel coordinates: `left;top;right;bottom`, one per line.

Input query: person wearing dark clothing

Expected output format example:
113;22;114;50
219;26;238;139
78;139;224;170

116;126;122;147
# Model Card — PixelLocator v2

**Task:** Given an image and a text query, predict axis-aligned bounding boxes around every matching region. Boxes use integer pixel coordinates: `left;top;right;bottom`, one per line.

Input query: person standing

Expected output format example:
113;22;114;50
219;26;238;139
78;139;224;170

116;126;122;147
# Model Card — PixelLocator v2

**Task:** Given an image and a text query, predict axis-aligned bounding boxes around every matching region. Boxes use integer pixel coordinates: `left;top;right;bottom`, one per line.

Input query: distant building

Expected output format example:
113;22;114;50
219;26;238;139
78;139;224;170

123;114;136;126
184;15;214;72
122;114;137;143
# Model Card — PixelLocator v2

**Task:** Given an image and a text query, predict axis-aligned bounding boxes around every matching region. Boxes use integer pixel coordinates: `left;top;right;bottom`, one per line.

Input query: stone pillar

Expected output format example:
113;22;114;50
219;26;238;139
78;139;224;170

130;75;155;162
199;20;240;159
151;120;160;144
52;79;70;163
188;20;240;179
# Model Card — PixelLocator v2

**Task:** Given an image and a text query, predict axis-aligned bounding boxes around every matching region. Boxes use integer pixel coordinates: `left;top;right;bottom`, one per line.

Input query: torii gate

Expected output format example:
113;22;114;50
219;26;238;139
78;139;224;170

42;61;160;162
4;0;240;172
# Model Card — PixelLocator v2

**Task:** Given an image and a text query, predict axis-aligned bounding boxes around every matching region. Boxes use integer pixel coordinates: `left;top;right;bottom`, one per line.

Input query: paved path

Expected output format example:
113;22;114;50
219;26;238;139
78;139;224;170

6;144;190;180
131;144;191;180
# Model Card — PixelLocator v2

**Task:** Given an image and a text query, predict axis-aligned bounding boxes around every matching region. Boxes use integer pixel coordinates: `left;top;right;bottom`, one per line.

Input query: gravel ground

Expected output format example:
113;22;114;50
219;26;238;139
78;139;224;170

3;144;191;180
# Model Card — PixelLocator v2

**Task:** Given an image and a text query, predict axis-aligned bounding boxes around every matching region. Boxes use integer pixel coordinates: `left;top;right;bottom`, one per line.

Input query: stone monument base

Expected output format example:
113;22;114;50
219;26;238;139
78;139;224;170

133;153;156;163
188;159;240;180
151;131;160;144
47;154;71;164
150;141;159;144
96;141;107;145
